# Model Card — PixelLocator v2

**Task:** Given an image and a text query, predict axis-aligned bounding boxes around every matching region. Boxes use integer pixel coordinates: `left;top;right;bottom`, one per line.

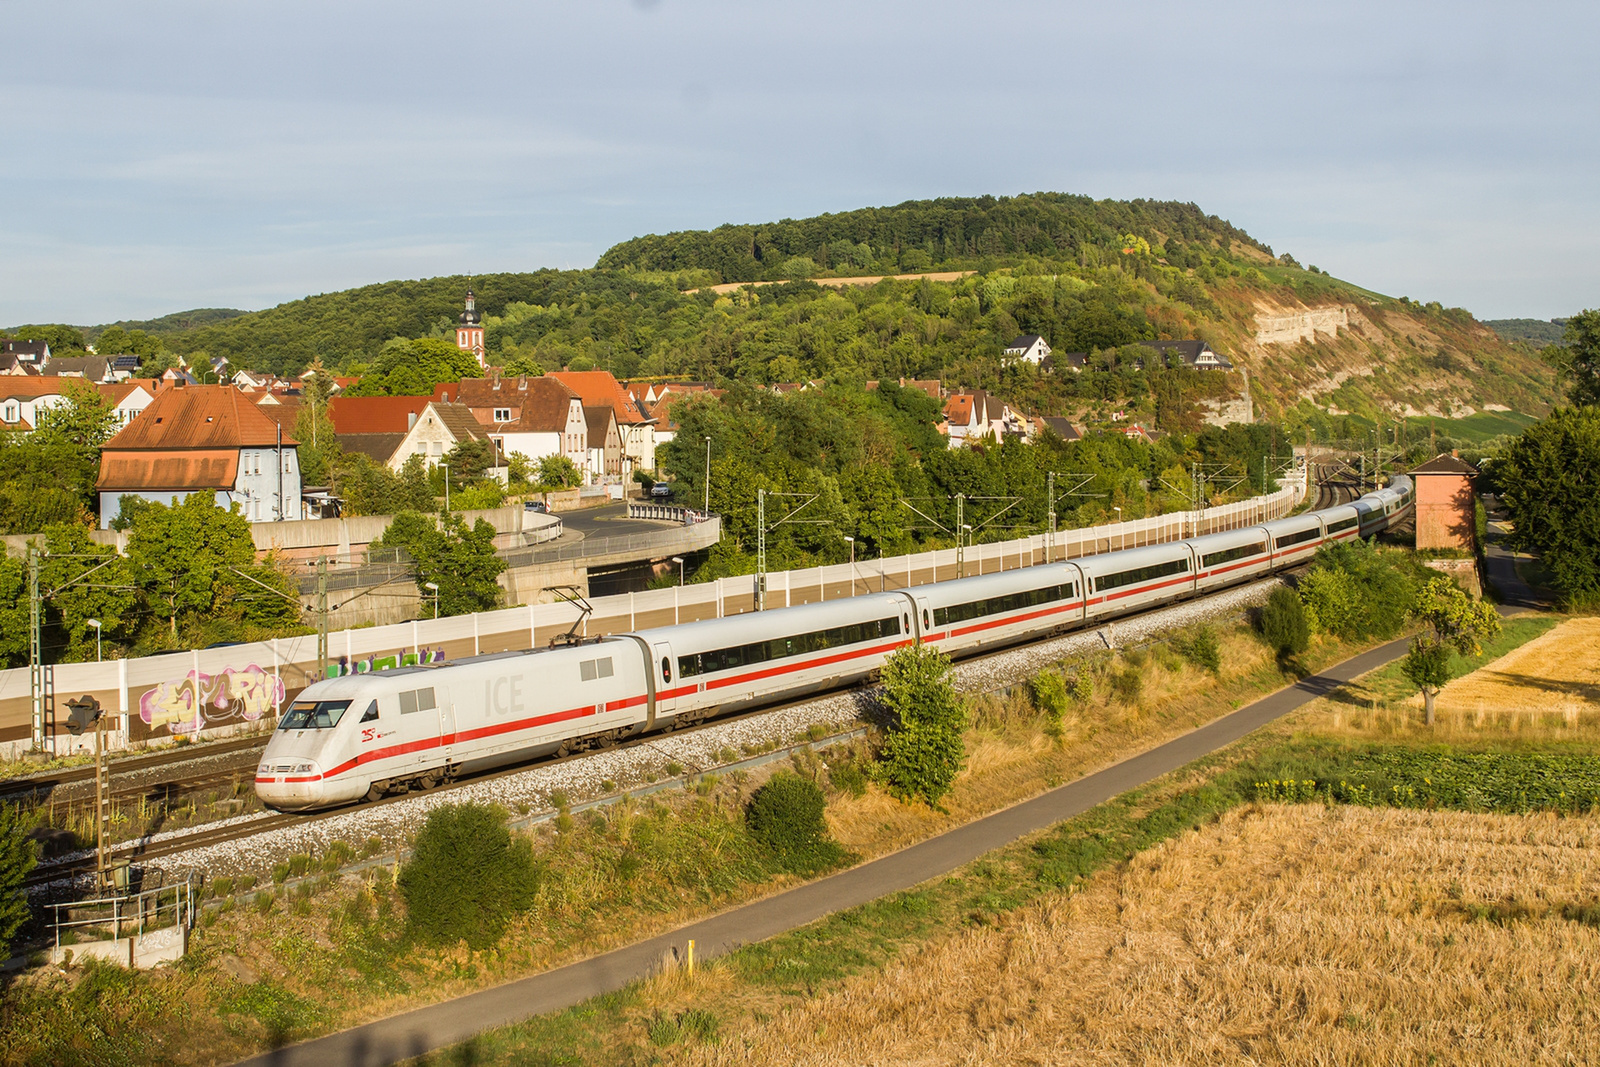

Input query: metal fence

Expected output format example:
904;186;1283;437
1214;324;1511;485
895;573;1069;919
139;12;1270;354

50;876;196;952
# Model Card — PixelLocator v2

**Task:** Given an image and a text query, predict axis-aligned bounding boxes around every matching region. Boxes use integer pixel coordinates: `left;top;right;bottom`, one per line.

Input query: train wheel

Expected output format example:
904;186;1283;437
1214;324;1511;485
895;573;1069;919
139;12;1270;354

366;783;384;803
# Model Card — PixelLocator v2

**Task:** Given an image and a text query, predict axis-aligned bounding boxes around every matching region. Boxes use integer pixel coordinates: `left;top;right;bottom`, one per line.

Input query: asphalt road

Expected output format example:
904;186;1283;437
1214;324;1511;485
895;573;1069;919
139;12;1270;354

237;634;1431;1067
553;502;671;539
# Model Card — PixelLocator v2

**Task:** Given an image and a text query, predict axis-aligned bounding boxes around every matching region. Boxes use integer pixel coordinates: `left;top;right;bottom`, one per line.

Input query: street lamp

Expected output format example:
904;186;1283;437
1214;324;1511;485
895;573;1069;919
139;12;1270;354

702;436;712;514
423;582;439;619
1113;507;1122;551
843;535;855;595
86;619;102;663
671;556;684;586
960;524;972;578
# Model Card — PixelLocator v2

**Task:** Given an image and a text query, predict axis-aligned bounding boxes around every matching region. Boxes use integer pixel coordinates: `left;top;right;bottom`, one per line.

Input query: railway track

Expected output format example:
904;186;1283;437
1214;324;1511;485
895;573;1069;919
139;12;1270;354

0;734;268;804
27;573;1294;893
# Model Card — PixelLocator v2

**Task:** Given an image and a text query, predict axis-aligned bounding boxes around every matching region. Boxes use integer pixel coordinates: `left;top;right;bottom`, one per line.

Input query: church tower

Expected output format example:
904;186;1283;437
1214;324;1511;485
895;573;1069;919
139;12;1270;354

456;289;486;368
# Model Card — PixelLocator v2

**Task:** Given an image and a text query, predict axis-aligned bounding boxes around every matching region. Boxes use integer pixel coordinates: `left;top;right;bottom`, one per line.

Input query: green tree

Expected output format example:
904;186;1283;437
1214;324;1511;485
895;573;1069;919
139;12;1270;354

372;511;506;616
1402;575;1501;724
343;337;481;397
293;359;340;487
125;495;299;643
535;454;581;490
0;549;28;667
5;323;86;352
40;523;138;661
1497;407;1600;606
332;453;435;516
399;803;539;950
0;801;39;959
33;379;119;449
1544;309;1600;407
874;643;966;807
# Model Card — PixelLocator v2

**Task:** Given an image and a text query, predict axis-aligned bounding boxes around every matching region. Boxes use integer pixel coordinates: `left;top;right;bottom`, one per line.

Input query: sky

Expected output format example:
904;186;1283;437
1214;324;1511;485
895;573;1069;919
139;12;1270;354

2;0;1596;327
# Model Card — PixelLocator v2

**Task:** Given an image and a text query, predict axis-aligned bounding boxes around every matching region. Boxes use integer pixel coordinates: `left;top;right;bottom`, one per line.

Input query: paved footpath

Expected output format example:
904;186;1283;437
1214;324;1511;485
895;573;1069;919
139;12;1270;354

239;633;1467;1067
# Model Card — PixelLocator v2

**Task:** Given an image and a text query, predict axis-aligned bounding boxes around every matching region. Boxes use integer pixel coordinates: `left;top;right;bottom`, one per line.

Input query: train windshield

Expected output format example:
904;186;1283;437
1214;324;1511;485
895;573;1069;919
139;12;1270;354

279;700;352;730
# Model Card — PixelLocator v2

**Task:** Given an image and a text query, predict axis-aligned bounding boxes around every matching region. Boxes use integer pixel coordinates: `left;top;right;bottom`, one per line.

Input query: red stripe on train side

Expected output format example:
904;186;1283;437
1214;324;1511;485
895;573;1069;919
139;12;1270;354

945;601;1083;640
705;638;912;690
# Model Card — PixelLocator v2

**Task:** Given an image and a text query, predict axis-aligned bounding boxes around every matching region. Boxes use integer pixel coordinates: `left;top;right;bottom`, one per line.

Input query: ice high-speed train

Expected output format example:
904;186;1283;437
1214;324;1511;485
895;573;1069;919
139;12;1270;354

255;477;1413;809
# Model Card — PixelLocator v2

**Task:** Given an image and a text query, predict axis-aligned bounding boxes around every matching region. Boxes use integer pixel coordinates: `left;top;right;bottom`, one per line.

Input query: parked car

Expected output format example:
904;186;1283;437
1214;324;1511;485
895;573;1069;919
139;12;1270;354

649;483;672;499
524;500;548;513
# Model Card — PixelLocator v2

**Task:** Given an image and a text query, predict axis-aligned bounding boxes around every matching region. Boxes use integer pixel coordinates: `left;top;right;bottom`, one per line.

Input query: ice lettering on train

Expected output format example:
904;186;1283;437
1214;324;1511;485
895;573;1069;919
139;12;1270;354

485;675;525;716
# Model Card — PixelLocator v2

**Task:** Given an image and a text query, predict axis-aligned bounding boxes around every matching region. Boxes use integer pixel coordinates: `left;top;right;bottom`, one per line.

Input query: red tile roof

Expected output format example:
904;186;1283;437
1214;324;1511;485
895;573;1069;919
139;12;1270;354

437;376;580;433
102;384;297;451
328;395;431;435
548;370;653;425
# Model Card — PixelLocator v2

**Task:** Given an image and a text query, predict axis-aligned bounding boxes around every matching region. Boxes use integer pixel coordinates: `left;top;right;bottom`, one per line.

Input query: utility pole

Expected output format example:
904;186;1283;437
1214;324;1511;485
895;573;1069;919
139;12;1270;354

316;555;329;678
756;488;767;611
28;547;43;754
955;493;965;577
1046;471;1056;563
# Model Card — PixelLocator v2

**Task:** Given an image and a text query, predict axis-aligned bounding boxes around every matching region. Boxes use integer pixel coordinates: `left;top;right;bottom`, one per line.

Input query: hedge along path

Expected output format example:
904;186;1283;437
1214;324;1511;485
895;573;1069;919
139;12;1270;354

236;635;1419;1067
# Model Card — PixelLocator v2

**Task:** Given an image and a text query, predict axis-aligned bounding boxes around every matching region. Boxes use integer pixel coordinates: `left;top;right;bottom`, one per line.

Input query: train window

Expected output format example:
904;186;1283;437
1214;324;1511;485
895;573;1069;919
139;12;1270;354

1094;558;1189;594
279;699;351;730
580;656;615;682
661;657;672;684
676;616;903;678
923;609;930;629
359;701;379;723
1273;527;1321;550
931;582;1076;628
1325;516;1358;534
1200;542;1265;569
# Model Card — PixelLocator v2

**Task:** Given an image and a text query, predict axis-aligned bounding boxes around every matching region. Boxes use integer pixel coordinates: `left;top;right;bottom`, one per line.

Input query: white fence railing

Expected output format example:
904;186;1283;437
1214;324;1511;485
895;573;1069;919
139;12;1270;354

4;477;1303;756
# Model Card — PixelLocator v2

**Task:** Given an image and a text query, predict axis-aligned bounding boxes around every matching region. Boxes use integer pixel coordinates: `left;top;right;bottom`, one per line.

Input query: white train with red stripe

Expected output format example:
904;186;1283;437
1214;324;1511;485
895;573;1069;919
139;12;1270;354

255;477;1411;810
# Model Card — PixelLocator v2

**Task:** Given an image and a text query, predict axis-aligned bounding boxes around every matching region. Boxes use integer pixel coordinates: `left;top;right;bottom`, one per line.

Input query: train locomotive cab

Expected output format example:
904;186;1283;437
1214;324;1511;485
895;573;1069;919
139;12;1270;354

256;677;390;810
916;563;1085;655
1079;543;1197;622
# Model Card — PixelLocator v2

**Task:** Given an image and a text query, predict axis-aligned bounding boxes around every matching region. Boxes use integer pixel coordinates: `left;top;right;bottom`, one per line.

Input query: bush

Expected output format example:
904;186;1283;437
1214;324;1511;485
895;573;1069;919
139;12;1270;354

746;772;844;875
1300;540;1420;640
0;801;39;959
874;644;967;807
1257;585;1310;658
1175;625;1221;674
1030;671;1069;732
1110;665;1144;705
398;803;540;949
828;759;868;797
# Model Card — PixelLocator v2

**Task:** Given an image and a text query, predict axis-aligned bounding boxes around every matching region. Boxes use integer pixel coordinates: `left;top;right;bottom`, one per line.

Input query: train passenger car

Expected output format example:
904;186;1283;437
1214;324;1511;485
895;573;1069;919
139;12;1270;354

1187;527;1272;593
1319;505;1362;546
257;638;651;810
1079;542;1196;622
635;593;914;724
1263;512;1325;566
916;563;1086;656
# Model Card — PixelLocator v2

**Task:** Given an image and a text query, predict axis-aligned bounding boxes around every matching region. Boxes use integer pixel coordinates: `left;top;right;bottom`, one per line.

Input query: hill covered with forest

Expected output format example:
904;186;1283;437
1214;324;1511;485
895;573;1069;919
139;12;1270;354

38;193;1558;434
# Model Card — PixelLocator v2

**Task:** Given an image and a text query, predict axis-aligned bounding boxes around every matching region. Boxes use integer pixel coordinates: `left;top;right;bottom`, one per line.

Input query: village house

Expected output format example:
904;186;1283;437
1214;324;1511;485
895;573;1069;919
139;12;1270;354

327;395;434;466
0;380;71;429
95;384;302;527
1003;334;1053;366
386;401;498;476
436;376;588;476
549;369;656;474
584;405;624;479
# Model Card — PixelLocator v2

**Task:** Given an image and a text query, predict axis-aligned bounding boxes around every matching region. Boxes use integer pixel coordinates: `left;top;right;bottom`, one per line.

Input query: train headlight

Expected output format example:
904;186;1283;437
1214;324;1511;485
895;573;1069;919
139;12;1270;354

293;762;313;774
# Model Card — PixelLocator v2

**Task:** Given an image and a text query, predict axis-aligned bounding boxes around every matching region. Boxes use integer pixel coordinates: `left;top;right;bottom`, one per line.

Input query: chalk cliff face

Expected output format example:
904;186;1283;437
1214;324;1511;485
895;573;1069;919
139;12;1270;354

1213;295;1556;423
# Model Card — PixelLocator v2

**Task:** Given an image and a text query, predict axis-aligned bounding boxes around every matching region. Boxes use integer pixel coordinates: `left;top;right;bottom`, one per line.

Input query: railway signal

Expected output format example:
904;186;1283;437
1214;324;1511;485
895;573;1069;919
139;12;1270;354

65;695;113;891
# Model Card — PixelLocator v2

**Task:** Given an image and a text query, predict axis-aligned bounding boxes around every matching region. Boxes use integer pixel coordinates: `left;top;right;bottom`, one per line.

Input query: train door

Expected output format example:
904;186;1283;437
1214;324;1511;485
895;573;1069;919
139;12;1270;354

911;595;932;643
438;687;455;763
653;642;678;716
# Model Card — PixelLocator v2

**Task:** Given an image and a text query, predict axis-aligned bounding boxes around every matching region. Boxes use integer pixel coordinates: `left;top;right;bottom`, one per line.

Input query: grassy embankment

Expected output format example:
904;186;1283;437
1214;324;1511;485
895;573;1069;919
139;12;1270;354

413;614;1590;1066
0;608;1567;1065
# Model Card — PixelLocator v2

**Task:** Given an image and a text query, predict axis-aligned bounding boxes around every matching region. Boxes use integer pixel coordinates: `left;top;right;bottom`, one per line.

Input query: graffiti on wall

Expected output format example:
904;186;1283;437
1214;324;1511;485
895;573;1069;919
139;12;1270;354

139;664;286;733
327;647;445;679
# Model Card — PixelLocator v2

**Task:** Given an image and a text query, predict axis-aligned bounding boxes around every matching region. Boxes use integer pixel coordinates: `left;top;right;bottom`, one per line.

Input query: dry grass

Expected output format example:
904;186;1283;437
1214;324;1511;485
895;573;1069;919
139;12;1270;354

1431;616;1600;716
679;805;1600;1066
1303;616;1600;746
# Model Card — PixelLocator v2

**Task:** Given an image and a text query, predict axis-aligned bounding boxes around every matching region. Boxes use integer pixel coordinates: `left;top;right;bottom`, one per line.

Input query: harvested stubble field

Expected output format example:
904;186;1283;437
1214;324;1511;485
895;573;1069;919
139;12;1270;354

1429;616;1600;717
679;804;1600;1066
